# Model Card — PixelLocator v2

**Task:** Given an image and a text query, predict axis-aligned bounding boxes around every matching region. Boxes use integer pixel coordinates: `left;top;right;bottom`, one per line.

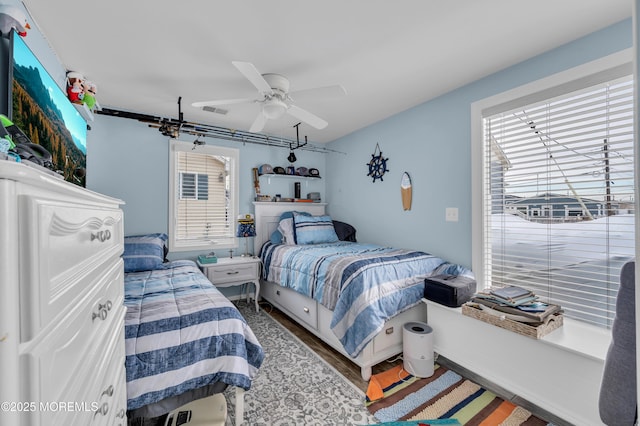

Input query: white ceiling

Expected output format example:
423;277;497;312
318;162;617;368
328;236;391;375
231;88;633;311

21;0;632;144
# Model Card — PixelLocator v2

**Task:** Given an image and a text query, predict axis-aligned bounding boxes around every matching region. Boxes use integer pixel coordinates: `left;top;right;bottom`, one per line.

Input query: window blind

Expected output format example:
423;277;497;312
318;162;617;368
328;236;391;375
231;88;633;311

483;75;635;328
170;141;238;251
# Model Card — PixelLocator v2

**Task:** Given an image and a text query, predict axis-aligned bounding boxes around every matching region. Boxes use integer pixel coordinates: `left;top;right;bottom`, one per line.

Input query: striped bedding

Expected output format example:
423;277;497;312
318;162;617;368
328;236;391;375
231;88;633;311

261;241;472;357
124;260;264;414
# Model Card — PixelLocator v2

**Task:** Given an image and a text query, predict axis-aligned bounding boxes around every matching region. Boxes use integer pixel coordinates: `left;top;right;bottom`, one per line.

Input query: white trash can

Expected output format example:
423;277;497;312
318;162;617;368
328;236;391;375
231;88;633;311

402;321;434;378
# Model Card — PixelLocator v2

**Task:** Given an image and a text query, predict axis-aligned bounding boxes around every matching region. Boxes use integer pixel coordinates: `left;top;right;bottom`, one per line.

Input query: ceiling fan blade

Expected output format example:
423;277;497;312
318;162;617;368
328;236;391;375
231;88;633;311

249;111;269;133
286;105;328;130
289;85;346;102
191;98;254;108
232;61;274;95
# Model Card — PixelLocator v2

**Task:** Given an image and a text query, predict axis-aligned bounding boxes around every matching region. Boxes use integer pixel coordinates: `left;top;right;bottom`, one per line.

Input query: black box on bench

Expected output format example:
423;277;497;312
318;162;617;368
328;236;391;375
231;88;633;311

424;275;476;307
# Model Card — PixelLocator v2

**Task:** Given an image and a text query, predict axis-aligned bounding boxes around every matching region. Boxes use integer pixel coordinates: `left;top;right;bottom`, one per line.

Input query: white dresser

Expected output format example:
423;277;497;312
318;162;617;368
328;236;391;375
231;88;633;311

0;162;126;426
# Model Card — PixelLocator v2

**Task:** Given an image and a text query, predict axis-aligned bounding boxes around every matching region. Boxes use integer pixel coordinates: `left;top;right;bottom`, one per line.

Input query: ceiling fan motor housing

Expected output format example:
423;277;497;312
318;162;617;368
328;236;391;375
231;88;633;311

260;74;290;119
262;73;290;94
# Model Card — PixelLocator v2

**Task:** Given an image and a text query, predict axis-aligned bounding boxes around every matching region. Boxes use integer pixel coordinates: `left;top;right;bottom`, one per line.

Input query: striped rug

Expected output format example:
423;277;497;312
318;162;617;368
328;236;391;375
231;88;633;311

366;364;553;425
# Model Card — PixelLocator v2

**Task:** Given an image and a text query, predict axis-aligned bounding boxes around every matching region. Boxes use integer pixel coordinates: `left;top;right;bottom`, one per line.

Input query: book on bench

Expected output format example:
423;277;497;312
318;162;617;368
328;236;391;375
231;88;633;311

489;286;534;304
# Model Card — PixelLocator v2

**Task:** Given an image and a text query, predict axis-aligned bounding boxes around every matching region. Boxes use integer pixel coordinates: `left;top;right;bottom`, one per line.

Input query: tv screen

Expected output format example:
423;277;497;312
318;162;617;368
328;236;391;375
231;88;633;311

9;30;87;186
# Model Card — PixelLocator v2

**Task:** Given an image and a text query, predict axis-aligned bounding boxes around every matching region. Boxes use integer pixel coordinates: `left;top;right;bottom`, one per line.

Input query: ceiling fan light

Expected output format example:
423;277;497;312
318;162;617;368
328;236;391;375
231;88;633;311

262;99;287;119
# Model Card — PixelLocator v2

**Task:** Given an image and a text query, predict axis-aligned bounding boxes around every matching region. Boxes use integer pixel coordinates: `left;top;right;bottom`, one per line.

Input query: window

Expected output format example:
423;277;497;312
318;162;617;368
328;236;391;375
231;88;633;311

472;52;635;329
169;140;239;252
179;172;209;200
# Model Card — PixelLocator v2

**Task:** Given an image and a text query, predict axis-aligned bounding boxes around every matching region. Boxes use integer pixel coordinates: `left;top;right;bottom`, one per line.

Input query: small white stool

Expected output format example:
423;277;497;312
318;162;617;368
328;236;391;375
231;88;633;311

164;393;227;426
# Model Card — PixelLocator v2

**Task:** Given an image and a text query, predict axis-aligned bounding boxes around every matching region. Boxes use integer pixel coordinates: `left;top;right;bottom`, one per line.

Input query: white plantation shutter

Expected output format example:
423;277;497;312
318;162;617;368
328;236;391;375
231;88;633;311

169;140;239;251
483;75;635;328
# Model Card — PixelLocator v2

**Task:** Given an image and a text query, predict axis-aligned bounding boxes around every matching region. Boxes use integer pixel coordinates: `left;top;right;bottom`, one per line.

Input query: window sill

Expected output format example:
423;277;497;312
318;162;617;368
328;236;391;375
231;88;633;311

424;299;612;362
539;316;611;362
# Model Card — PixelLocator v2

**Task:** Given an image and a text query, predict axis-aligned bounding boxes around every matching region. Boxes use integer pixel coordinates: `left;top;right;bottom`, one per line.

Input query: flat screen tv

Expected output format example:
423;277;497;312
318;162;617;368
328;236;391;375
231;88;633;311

9;30;87;186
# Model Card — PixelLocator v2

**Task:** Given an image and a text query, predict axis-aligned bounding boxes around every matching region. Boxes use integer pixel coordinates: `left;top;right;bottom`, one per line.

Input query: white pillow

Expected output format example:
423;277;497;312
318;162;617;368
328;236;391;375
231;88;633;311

277;218;296;245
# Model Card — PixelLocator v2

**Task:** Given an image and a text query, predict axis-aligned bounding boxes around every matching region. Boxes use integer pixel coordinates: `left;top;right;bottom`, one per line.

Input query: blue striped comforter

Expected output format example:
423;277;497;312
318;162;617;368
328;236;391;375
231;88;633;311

261;241;471;357
124;260;264;412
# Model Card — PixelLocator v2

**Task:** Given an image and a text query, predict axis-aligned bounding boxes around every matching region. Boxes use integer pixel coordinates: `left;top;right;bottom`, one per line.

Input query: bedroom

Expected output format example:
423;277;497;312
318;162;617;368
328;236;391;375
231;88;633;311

0;1;636;426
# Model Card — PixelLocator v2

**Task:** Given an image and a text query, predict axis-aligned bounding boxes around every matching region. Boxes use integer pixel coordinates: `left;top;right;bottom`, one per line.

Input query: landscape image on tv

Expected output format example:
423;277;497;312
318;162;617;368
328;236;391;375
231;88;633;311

10;32;87;186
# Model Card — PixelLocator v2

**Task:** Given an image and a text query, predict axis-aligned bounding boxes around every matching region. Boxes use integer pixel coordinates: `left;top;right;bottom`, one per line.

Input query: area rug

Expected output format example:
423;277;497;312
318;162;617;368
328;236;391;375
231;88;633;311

368;421;461;426
366;364;553;426
224;302;377;425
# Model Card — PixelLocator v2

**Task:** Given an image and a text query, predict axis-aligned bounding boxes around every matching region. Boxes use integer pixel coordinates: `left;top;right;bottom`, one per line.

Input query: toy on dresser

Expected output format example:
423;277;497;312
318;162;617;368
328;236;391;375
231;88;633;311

82;80;97;111
66;71;84;104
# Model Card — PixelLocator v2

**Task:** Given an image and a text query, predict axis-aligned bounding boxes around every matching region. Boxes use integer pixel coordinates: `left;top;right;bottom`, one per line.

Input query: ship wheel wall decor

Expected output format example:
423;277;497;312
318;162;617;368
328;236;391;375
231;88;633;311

366;143;389;182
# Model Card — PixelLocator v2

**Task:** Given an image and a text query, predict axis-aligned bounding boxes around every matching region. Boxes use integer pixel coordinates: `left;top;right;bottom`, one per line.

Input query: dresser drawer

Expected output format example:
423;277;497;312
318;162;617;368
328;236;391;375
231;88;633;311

206;261;259;284
90;326;127;426
262;282;317;329
19;195;123;339
101;362;128;426
21;261;124;411
36;311;127;426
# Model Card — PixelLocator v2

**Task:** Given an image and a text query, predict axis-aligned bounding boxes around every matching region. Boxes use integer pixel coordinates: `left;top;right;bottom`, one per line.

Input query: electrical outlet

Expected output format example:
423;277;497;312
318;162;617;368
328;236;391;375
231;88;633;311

445;207;459;222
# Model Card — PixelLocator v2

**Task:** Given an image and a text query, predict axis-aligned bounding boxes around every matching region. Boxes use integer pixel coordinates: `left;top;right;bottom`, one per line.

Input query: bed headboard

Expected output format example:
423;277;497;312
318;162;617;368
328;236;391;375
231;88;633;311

253;202;327;255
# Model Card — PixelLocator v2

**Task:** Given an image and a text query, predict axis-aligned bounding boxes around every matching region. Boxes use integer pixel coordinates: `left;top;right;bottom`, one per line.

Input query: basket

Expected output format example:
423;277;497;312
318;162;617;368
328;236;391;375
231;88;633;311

461;302;563;339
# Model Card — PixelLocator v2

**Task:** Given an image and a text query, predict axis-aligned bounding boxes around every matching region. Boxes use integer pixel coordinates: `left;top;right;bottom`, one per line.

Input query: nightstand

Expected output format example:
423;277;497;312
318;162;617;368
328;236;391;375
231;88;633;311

198;257;261;312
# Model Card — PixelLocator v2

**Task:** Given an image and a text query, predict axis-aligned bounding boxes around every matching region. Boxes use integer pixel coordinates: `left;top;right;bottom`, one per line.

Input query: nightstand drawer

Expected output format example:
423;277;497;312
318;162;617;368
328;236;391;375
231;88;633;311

206;262;259;284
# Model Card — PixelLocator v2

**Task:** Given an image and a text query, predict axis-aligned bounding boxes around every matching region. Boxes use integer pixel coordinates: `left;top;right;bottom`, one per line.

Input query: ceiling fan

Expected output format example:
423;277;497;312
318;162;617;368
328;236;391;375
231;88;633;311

192;61;346;133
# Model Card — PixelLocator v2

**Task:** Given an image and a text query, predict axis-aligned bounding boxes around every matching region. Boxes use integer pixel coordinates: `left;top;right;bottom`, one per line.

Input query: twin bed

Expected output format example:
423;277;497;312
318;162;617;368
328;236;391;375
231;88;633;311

254;202;472;380
121;234;264;423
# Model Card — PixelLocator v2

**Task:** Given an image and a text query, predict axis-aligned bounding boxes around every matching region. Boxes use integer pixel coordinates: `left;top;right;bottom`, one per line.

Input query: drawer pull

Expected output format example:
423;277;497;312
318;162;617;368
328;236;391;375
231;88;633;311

276;290;280;296
99;300;113;312
92;308;108;322
226;271;240;275
92;300;113;322
116;409;126;418
91;229;112;242
94;402;109;418
303;307;310;313
101;385;114;397
385;327;394;335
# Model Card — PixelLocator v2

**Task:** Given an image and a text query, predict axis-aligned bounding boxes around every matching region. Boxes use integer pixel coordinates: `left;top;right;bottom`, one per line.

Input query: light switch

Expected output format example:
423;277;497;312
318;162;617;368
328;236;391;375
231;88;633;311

445;207;459;222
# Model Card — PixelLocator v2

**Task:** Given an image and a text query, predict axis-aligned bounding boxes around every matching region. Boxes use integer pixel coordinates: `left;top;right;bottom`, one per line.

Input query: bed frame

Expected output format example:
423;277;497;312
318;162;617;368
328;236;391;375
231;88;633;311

253;201;427;381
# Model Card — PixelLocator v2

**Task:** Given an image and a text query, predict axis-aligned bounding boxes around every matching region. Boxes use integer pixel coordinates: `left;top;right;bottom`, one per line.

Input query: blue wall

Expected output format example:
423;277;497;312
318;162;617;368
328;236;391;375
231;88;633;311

325;19;632;268
86;115;327;260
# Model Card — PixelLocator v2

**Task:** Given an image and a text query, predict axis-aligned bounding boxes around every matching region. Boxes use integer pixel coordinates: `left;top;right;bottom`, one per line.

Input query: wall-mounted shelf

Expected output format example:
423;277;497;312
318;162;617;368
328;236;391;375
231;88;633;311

73;103;94;122
259;174;321;181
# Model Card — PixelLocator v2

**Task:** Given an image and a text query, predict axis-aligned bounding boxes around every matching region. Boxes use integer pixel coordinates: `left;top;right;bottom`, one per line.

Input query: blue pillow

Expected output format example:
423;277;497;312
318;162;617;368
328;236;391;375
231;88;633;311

270;229;283;244
123;233;168;272
269;211;312;244
293;213;339;244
